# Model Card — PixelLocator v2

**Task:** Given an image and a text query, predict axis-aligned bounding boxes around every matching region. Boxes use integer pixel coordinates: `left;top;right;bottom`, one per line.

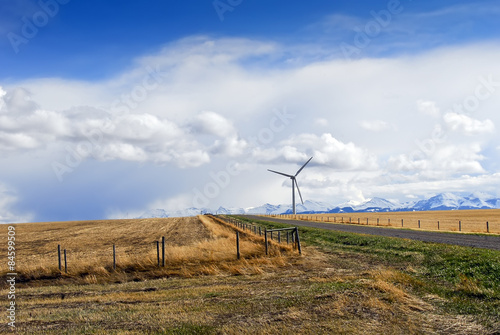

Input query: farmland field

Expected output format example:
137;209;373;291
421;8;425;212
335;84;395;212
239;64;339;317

1;216;290;284
270;209;500;234
1;214;499;334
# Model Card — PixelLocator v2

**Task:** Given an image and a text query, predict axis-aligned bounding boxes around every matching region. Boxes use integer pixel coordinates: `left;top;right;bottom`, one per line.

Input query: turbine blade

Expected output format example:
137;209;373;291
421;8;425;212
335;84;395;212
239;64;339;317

268;169;294;178
295;179;304;204
295;157;313;176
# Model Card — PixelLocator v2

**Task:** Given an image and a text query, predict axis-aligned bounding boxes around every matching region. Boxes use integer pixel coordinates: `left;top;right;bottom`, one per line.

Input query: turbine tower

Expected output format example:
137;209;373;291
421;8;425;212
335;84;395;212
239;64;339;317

268;157;313;215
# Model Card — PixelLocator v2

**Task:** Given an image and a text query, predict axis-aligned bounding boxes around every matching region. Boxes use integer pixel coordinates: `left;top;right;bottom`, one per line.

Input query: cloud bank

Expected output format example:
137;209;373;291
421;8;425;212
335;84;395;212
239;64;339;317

1;35;500;221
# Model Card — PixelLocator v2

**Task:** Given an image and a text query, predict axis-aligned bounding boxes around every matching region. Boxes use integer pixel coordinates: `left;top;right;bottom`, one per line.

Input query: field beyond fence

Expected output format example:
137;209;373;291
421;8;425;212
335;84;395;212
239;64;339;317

0;215;297;284
263;209;500;234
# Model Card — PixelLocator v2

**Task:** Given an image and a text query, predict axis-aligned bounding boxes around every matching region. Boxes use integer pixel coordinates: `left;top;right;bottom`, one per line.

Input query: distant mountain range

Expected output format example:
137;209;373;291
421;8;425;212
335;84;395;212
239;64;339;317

138;192;500;219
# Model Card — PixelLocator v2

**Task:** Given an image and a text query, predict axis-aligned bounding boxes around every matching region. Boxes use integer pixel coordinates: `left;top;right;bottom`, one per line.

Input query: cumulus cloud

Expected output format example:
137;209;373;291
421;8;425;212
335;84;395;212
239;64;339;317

2;35;500;220
190;111;237;138
255;133;378;171
0;87;213;167
188;111;247;157
388;143;486;175
443;112;495;135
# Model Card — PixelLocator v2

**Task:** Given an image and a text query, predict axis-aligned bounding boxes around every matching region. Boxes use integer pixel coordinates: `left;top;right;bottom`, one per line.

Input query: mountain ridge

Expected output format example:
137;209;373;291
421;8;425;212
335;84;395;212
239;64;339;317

138;192;500;219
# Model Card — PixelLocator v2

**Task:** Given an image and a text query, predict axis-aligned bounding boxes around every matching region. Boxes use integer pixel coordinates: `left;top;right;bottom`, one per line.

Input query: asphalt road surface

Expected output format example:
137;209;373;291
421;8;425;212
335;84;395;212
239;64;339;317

242;215;500;251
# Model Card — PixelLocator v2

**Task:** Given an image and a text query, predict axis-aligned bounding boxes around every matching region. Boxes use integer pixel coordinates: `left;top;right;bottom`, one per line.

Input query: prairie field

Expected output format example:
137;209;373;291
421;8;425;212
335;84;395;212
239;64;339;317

1;214;499;334
0;215;291;284
275;209;500;234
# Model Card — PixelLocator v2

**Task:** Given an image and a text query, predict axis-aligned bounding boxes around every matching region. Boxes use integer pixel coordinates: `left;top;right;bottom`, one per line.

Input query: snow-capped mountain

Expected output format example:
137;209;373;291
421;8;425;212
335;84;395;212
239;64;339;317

412;193;463;211
354;197;400;212
138;207;210;219
214;206;246;215
137;193;500;218
412;192;497;211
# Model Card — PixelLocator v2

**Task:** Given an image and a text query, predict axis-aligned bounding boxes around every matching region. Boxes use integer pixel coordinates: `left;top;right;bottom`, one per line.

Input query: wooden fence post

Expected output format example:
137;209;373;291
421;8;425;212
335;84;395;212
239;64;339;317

265;229;268;255
418;220;421;228
295;227;302;255
487;221;489;233
156;241;160;267
162;236;166;267
113;244;116;271
438;221;440;230
64;249;67;273
58;244;62;271
401;219;404;227
459;221;462;232
236;231;240;260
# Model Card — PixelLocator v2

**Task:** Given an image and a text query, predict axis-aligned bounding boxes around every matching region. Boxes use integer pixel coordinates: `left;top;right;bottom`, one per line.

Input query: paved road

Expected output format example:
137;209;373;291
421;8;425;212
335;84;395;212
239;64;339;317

242;215;500;251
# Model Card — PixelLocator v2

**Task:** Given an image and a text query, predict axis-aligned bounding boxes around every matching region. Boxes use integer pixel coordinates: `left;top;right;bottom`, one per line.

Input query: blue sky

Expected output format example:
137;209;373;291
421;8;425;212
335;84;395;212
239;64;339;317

1;0;500;222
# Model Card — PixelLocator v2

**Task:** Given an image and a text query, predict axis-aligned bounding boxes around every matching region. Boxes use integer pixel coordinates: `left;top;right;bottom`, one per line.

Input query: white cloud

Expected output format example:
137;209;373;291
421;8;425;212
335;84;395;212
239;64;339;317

443;112;495;135
314;118;329;127
189;111;235;137
189;111;247;157
0;184;33;224
417;100;441;118
2;36;500;219
257;133;378;171
0;88;210;167
388;143;486;175
360;120;392;132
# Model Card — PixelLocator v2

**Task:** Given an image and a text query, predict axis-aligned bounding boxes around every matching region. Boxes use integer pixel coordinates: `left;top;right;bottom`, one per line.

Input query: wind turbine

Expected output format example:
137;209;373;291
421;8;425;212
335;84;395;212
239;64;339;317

268;157;313;215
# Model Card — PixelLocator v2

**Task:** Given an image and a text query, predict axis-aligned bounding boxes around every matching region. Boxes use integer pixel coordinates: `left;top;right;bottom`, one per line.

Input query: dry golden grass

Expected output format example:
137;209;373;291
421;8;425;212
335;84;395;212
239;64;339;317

270;209;500;233
0;215;295;284
1;216;497;334
3;245;490;334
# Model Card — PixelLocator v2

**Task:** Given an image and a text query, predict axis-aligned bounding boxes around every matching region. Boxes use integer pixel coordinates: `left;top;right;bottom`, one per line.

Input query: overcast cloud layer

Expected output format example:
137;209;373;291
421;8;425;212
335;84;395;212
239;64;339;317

1;1;500;222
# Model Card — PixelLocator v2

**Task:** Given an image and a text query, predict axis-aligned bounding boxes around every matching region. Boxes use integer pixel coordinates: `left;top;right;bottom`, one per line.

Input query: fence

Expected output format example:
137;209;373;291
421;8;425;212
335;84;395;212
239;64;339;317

208;215;302;256
54;215;301;274
264;212;499;234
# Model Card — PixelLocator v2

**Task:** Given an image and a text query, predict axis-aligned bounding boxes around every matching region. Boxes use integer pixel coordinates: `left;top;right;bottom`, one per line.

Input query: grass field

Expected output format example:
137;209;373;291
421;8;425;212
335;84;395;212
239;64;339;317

0;216;292;284
267;209;500;233
1;214;499;334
